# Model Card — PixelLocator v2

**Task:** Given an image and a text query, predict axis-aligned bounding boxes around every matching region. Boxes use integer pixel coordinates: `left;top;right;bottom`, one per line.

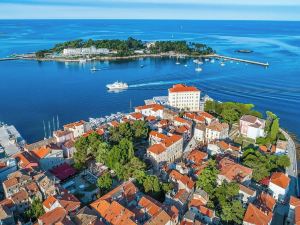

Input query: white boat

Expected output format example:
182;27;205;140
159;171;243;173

193;59;199;63
205;58;209;62
220;62;225;66
79;59;86;63
211;59;215;63
184;64;188;67
106;81;128;90
195;67;202;72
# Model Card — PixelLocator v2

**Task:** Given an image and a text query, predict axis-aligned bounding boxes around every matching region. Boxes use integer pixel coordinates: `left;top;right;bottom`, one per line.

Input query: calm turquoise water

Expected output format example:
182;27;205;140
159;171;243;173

0;20;299;143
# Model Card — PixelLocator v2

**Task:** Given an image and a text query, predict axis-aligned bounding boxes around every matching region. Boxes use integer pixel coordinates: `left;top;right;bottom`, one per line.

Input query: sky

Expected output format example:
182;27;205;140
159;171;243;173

1;0;300;20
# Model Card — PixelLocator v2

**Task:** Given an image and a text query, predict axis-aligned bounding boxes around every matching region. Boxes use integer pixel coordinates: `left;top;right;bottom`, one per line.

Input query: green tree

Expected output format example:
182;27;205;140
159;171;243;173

221;108;240;125
132;120;149;140
96;142;110;164
270;118;279;142
196;160;218;196
214;182;245;224
97;173;113;195
25;197;45;221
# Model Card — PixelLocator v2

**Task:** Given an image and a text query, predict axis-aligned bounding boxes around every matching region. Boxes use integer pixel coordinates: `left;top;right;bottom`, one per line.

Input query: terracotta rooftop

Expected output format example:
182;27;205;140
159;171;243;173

290;196;300;207
187;150;208;165
257;192;276;213
31;145;51;159
174;116;190;125
135;104;164;111
239;184;256;196
243;203;272;225
199;112;214;119
13;151;38;169
270;172;290;189
219;158;253;182
64;120;85;129
240;115;260;124
3;177;18;189
91;200;136;225
206;121;228;132
129;112;143;120
169;84;199;93
11;189;29;204
148;143;166;155
54;130;73;137
38;207;69;225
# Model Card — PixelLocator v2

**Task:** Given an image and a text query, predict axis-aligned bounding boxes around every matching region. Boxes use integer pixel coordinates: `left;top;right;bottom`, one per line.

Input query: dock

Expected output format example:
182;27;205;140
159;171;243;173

213;54;269;67
0;57;20;61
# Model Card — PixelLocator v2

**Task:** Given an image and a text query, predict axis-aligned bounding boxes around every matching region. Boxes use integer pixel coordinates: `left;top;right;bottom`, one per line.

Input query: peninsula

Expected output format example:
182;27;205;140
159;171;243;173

0;84;297;225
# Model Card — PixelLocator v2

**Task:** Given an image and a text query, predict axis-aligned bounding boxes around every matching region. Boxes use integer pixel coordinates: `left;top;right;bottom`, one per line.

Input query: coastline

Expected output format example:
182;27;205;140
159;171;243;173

3;53;216;63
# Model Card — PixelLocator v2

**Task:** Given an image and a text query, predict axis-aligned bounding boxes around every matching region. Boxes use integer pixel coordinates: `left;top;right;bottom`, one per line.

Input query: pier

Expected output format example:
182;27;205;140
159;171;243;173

0;57;20;61
213;54;269;67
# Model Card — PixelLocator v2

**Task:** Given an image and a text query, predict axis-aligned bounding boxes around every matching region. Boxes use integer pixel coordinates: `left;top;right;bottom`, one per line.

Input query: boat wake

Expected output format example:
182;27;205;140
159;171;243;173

129;78;201;88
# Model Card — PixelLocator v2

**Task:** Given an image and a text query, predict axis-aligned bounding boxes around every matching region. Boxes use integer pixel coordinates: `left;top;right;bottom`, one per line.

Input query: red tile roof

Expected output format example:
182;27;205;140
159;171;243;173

129;112;143;120
243;203;272;225
38;207;68;225
13;151;38;169
91;200;136;225
169;84;199;93
187;150;208;165
199;112;214;119
290;196;300;207
270;172;290;189
64;120;85;129
257;192;276;212
31;146;51;159
219;158;252;182
148;143;166;155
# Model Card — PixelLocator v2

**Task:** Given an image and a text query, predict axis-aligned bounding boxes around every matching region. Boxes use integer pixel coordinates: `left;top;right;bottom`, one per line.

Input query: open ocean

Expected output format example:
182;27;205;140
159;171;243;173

0;20;299;143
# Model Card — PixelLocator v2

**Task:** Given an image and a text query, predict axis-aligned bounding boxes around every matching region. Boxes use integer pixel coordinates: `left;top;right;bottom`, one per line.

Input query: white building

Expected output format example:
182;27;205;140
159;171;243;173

168;84;201;111
268;172;290;201
206;144;221;156
31;145;65;171
194;124;206;142
63;120;86;139
0;158;17;183
135;104;164;119
240;115;265;140
53;130;74;144
275;140;288;155
147;131;183;169
205;121;229;143
63;46;110;56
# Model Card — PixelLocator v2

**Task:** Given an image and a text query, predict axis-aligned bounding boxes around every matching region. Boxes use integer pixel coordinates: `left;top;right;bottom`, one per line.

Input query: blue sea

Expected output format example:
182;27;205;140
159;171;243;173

0;20;299;143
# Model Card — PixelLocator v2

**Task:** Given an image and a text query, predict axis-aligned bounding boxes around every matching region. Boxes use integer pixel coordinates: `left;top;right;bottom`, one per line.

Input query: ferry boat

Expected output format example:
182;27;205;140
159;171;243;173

106;81;128;90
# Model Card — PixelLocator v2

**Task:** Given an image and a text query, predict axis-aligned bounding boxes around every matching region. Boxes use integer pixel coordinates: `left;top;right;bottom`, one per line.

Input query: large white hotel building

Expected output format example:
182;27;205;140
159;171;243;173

168;84;201;111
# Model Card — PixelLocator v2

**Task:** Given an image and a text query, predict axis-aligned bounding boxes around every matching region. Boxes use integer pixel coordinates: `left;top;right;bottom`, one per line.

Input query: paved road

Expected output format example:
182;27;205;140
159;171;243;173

280;128;299;195
272;129;299;225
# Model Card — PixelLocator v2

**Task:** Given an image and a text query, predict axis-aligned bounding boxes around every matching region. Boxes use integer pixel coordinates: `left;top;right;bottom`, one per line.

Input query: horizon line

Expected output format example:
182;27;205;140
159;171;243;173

0;18;300;22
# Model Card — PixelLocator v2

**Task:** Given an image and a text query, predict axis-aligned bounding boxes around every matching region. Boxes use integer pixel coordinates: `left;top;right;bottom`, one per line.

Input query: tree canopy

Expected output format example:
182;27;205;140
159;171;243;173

242;148;290;182
204;101;262;125
24;197;45;221
196;159;218;196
